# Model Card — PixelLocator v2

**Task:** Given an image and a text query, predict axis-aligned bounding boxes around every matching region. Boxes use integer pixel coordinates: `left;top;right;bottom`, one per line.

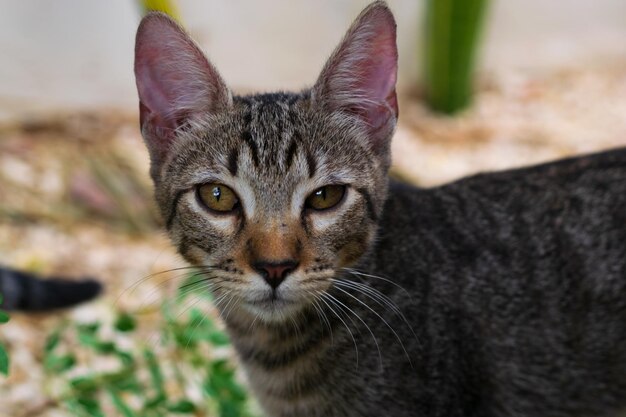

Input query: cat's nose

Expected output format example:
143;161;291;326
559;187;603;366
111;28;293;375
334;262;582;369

253;260;298;289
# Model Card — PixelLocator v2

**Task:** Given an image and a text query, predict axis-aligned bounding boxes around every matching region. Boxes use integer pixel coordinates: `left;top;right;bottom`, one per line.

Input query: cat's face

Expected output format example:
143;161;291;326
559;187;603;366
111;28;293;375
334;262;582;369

134;3;398;322
151;96;388;320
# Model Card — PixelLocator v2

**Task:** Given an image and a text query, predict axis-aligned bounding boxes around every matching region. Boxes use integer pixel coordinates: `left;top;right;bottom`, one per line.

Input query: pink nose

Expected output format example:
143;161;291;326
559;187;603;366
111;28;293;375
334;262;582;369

253;261;298;289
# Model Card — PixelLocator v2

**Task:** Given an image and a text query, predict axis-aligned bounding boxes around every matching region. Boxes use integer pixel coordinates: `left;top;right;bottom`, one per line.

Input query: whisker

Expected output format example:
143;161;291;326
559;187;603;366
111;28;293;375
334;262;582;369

118;265;218;303
171;273;227;305
177;276;211;292
174;294;206;323
340;268;411;297
308;295;333;344
316;292;360;370
248;311;261;332
335;280;401;315
321;291;383;370
213;289;233;312
175;270;244;305
333;286;413;368
172;281;229;323
185;301;210;349
220;291;240;323
116;265;221;311
142;270;207;311
334;279;419;345
288;314;301;341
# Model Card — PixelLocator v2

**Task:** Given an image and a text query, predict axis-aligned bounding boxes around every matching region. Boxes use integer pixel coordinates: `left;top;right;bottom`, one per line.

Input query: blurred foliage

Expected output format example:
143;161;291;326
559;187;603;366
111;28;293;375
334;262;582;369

140;0;182;22
44;273;259;417
423;0;490;114
0;113;160;236
0;295;9;376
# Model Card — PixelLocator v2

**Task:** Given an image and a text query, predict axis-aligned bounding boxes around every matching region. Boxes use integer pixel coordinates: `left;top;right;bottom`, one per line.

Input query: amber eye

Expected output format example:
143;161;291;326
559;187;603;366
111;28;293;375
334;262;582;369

305;185;346;211
197;183;240;213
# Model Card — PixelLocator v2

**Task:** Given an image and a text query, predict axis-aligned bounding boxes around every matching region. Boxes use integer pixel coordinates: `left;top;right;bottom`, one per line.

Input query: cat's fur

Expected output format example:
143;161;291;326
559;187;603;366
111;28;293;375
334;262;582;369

134;2;626;416
0;266;101;311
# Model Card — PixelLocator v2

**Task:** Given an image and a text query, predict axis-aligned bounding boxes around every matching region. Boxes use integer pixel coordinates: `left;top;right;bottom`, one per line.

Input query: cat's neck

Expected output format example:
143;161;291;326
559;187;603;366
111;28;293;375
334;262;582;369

222;305;341;415
222;304;335;361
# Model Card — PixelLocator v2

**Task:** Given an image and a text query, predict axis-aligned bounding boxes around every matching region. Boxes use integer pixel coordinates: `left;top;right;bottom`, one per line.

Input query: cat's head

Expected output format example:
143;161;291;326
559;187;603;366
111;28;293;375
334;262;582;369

134;2;398;322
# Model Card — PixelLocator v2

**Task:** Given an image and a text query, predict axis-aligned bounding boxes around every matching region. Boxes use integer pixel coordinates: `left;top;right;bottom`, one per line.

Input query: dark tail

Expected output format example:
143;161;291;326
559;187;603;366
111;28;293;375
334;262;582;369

0;266;102;311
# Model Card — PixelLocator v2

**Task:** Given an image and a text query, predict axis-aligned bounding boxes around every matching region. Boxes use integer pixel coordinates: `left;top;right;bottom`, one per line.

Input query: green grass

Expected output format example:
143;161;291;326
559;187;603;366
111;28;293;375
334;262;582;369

44;274;260;417
0;295;9;376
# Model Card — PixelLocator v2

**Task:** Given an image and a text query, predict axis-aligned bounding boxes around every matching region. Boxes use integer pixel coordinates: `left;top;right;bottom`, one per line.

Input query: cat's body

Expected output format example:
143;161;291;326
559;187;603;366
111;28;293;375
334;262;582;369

226;149;626;417
0;266;101;311
134;3;626;416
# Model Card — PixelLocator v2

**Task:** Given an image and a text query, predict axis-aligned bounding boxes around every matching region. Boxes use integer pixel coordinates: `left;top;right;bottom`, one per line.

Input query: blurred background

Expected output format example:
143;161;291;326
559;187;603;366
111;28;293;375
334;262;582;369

0;1;625;416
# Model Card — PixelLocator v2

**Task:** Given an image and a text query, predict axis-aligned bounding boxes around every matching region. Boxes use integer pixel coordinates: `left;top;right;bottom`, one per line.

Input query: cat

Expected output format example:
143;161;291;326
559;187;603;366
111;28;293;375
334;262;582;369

0;265;101;311
133;2;626;417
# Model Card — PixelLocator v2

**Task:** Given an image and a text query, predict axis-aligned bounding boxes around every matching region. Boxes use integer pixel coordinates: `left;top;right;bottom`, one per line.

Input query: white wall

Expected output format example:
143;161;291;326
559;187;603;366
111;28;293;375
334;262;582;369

484;0;626;72
0;0;624;121
0;1;139;119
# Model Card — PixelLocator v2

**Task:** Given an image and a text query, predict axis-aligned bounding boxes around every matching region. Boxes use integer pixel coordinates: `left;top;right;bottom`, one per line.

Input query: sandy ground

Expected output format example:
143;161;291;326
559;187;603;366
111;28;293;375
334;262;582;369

1;61;625;416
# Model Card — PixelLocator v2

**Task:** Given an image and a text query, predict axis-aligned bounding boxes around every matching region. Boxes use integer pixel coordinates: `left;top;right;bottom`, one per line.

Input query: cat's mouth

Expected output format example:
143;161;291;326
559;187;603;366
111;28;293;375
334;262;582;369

246;291;294;308
241;288;310;320
219;268;335;321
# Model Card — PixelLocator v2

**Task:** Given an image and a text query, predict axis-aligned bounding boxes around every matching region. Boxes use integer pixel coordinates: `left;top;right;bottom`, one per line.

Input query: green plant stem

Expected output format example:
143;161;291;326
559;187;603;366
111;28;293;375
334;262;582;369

423;0;490;114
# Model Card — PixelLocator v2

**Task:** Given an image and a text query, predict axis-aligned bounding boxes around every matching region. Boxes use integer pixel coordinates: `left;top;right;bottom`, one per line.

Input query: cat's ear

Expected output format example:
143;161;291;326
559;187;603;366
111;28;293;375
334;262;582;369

312;2;398;153
134;12;231;169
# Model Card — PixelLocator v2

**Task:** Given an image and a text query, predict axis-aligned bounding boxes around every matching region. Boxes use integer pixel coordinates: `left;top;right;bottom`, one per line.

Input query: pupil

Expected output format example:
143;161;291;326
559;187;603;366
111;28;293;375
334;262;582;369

212;186;221;201
317;188;326;200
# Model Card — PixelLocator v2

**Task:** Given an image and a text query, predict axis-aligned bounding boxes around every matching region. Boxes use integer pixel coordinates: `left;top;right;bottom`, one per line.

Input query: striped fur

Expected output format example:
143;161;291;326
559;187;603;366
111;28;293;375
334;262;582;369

135;3;626;417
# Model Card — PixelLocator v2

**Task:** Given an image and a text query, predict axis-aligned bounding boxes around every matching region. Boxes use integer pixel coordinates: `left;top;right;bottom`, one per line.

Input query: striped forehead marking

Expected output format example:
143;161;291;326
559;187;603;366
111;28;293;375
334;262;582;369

235;94;314;176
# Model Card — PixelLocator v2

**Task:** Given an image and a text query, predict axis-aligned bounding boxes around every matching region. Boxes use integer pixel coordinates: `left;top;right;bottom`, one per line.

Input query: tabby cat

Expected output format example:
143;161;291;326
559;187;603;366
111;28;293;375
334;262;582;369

133;2;626;416
0;265;101;311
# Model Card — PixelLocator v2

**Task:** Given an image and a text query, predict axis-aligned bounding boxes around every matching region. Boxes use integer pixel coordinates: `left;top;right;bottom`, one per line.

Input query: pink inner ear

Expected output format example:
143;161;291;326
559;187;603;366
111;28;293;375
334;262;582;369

134;13;231;169
366;28;398;106
136;55;179;130
358;29;399;131
314;4;398;136
134;13;229;132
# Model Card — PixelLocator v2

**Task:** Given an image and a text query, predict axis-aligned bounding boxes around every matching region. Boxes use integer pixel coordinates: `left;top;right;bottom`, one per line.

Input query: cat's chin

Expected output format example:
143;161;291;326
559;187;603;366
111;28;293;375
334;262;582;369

240;295;307;323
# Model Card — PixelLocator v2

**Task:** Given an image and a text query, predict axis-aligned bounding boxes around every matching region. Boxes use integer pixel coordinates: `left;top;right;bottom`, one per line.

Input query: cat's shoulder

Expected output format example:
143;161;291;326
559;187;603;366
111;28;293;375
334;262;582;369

389;147;626;199
450;146;626;191
384;146;626;230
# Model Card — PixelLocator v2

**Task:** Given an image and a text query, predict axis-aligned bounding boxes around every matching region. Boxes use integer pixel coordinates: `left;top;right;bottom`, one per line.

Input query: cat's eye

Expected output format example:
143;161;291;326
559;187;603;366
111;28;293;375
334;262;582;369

305;185;346;211
197;183;240;213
